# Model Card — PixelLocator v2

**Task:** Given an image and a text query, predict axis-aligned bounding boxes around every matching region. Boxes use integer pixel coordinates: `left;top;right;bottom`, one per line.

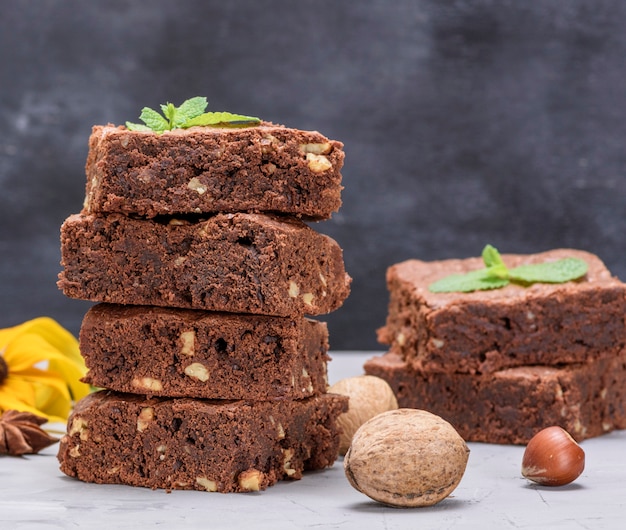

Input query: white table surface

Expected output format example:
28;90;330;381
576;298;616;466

2;351;625;530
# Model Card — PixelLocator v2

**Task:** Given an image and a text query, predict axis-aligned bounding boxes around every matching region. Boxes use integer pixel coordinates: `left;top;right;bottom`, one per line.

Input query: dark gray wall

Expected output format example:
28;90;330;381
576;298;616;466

2;0;626;350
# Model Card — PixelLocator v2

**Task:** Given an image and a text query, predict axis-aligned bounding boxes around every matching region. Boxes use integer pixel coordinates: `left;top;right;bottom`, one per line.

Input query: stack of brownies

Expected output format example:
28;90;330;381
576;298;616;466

366;249;626;444
57;121;351;492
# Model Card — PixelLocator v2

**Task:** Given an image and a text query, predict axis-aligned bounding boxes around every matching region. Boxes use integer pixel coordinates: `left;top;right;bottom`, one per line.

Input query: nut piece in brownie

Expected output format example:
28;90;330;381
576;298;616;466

58;212;351;317
58;390;348;492
84;124;344;220
365;351;626;444
377;249;626;374
80;303;330;399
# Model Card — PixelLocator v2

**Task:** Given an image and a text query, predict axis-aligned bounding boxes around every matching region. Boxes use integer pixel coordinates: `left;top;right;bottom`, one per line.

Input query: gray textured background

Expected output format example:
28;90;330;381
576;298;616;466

2;0;625;350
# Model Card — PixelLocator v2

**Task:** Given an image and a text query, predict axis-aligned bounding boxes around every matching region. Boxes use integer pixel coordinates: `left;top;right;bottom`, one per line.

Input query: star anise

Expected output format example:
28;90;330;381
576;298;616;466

0;410;59;456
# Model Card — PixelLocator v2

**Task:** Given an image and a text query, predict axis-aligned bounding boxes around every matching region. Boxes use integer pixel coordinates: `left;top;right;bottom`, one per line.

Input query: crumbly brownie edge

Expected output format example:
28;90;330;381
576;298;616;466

80;304;330;399
57;391;348;492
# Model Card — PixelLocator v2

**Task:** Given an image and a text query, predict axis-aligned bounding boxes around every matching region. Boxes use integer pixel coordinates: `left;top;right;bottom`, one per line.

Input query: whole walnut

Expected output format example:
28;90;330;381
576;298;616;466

328;375;398;455
344;408;470;507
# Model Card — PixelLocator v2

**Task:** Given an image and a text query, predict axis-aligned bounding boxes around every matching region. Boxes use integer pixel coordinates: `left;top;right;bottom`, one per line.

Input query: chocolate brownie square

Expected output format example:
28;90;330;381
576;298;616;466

364;351;626;444
377;249;626;374
84;124;344;220
58;212;351;317
80;303;330;399
58;390;348;492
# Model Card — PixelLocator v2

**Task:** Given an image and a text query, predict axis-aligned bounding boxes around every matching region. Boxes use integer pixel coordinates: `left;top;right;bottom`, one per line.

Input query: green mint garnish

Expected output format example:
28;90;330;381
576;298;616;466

508;258;589;284
125;96;261;132
429;244;588;293
428;269;510;293
181;111;261;128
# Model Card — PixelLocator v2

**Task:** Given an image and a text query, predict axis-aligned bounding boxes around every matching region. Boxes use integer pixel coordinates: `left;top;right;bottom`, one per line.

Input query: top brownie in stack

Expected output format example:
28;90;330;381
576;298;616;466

83;123;344;220
377;249;626;374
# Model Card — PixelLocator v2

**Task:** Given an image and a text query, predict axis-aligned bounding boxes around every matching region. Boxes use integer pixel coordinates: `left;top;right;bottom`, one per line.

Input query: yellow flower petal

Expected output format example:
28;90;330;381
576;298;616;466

13;367;71;400
0;317;79;360
0;386;66;424
6;338;90;393
2;319;90;400
1;376;37;406
0;317;92;422
5;334;60;369
48;356;91;402
24;318;91;401
34;385;72;421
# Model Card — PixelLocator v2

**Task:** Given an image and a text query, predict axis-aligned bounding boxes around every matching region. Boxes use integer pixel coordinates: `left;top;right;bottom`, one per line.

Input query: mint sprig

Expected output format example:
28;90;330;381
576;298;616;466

125;97;261;132
428;245;588;293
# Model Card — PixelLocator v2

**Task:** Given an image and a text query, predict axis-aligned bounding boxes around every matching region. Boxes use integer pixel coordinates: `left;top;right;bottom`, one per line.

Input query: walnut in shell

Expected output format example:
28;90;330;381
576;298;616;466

328;375;398;455
344;408;470;507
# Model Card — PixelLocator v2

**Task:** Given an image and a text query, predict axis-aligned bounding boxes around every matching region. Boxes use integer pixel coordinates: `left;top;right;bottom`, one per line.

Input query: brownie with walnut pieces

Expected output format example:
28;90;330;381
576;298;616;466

364;351;626;444
83;123;344;220
377;249;626;374
58;212;351;317
58;390;348;493
80;303;331;400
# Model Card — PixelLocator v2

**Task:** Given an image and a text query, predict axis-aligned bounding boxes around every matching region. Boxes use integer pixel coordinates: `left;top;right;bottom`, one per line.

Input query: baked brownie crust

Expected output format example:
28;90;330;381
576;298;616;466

80;303;330;399
378;249;626;374
365;352;626;444
84;124;344;220
58;212;351;317
58;390;348;492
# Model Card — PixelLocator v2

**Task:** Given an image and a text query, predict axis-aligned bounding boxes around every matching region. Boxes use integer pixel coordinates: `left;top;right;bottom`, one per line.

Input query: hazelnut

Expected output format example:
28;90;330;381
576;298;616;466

328;375;398;455
344;409;469;507
521;426;585;486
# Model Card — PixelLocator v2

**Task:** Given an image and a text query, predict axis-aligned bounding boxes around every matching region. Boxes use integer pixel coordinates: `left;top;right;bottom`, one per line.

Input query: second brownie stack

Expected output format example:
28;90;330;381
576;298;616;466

366;249;626;444
56;121;351;492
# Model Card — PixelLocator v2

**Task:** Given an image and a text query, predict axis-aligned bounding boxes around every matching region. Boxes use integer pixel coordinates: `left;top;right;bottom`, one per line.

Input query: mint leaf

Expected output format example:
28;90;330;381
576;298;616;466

181;111;261;128
480;244;509;279
428;245;589;293
138;107;169;132
429;269;510;293
125;122;153;132
508;258;588;284
176;96;208;122
160;98;207;129
125;97;259;132
482;244;503;268
160;103;178;128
